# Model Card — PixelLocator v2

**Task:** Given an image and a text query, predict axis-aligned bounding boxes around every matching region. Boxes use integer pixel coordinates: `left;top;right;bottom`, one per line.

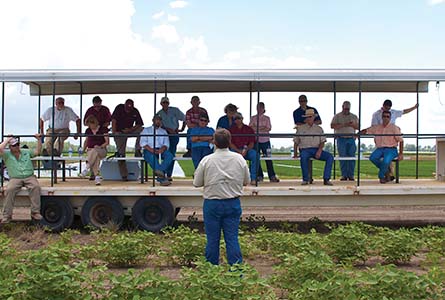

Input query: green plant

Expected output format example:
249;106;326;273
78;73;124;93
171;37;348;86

179;259;277;300
373;227;421;264
102;268;175;299
161;225;206;266
97;231;152;267
327;222;369;265
2;245;103;300
272;250;336;291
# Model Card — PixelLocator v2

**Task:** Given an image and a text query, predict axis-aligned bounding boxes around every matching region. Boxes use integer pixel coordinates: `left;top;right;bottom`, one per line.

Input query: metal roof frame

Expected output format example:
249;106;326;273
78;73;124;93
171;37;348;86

1;69;445;95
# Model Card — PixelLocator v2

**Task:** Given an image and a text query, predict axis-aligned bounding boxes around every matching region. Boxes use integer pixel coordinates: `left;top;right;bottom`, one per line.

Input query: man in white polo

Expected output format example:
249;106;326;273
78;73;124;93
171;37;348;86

40;97;81;155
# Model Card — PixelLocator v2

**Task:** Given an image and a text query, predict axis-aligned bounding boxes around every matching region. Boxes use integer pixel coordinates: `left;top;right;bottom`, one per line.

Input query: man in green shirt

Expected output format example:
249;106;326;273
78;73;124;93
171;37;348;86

0;134;42;224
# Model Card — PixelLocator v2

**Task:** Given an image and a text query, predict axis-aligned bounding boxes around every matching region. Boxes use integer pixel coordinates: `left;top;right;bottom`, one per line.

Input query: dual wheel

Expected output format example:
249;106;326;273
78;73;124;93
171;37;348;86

40;196;175;232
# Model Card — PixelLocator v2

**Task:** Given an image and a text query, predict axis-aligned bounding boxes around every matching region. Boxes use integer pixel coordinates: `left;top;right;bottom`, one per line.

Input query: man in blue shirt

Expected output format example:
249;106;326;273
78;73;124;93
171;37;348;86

293;95;322;127
156;97;186;181
140;115;174;186
190;113;215;168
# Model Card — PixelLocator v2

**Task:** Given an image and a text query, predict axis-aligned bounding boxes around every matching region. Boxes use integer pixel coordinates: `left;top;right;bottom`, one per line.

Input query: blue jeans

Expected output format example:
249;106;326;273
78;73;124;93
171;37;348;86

203;198;243;265
337;138;356;178
166;135;179;177
369;147;398;179
300;147;334;182
191;146;213;168
256;141;277;179
232;148;258;180
186;128;192;150
143;149;174;181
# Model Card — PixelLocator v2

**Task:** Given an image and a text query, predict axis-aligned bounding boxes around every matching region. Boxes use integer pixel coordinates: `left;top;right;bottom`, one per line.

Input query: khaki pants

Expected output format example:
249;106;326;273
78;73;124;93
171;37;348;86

87;147;107;176
3;175;41;218
44;128;70;155
114;127;143;178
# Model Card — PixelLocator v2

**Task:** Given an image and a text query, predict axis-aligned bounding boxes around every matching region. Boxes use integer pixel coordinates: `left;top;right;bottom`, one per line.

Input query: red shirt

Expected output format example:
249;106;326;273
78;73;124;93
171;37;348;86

186;107;208;127
111;104;144;131
84;106;112;127
229;124;256;149
85;126;108;148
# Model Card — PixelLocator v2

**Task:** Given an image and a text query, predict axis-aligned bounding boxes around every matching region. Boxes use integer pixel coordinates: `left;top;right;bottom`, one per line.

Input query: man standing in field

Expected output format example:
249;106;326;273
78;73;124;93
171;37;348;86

361;111;404;184
193;128;250;265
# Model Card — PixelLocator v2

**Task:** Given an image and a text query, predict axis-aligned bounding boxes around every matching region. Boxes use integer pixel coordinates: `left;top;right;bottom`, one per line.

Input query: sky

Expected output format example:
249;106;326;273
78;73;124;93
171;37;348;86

1;0;445;148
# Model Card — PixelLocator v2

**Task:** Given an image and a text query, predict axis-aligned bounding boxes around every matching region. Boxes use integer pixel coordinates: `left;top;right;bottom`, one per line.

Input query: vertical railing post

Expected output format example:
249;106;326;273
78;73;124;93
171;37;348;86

333;82;337;179
357;82;362;187
416;81;419;179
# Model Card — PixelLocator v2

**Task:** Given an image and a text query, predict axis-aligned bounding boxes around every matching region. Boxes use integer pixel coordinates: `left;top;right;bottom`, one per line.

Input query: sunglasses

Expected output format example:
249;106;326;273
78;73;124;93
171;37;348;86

382;115;391;119
199;119;208;122
10;144;20;147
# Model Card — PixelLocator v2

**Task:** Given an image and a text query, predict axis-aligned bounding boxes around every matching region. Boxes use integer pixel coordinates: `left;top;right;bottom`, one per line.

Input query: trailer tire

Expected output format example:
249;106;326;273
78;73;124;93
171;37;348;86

132;197;174;232
81;197;124;229
40;197;74;232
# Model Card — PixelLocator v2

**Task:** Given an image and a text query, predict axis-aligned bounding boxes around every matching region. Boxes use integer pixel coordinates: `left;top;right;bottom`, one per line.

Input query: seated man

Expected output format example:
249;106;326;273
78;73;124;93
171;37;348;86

360;111;403;184
140;115;174;186
190;113;214;169
40;97;81;155
229;112;259;185
294;109;333;186
0;134;43;224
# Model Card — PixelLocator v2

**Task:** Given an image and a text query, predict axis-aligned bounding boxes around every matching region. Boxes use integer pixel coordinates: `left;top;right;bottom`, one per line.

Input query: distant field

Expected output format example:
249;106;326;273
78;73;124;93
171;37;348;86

176;154;436;179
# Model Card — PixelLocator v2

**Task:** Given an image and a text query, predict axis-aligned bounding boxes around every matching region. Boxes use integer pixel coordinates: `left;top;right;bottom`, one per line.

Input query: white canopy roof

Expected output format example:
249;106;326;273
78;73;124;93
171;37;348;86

1;69;445;95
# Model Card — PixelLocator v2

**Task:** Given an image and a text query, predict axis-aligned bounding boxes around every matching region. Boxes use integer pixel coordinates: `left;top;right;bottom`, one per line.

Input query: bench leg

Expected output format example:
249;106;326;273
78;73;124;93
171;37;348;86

395;160;399;183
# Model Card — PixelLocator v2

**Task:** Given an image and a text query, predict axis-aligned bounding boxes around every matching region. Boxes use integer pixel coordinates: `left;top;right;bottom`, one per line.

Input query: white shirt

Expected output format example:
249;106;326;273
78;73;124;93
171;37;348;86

193;148;250;199
371;109;403;126
139;126;170;149
41;106;79;129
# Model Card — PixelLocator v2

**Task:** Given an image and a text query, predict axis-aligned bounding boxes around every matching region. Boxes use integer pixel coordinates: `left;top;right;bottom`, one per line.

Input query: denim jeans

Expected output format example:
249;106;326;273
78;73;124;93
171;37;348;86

186;128;192;150
336;138;356;178
255;141;276;179
166;135;179;177
232;148;258;180
191;146;213;168
203;198;243;265
300;147;334;182
143;149;174;180
369;147;398;179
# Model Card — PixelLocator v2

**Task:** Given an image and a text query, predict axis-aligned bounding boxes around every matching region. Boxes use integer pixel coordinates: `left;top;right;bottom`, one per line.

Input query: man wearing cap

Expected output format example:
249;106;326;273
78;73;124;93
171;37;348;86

294;109;334;186
330;101;359;181
293;94;322;127
140;115;173;186
229;112;259;185
111;99;144;181
156;97;186;181
40;97;81;155
371;99;418;126
0;135;43;224
184;96;208;158
83;96;112;129
360;111;404;184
